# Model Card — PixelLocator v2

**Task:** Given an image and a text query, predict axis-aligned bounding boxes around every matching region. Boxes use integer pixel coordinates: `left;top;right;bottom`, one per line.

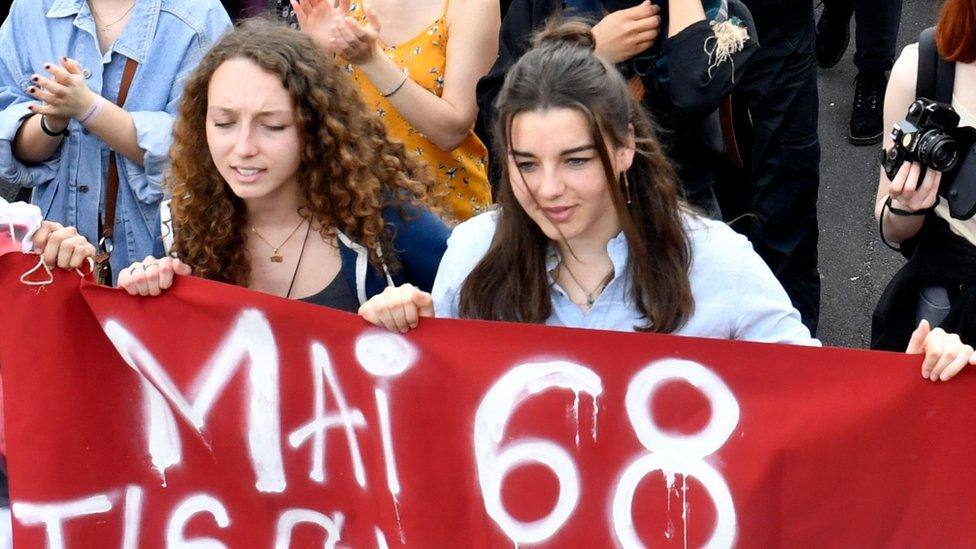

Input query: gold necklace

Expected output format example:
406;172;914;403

89;1;136;32
250;218;307;263
559;262;615;308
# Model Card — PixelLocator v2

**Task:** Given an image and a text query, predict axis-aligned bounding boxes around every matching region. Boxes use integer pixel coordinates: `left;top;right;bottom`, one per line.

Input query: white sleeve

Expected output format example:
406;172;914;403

430;211;498;319
728;235;820;346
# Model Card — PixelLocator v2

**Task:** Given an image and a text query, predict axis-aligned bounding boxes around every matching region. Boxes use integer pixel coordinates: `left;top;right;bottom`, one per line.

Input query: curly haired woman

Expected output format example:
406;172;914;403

118;21;449;310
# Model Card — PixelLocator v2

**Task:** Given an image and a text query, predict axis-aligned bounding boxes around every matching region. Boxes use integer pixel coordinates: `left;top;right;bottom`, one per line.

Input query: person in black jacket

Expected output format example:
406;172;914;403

476;0;759;217
723;0;822;335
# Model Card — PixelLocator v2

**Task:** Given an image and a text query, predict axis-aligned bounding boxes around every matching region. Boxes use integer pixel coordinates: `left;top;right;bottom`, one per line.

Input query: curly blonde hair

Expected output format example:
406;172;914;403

168;20;431;285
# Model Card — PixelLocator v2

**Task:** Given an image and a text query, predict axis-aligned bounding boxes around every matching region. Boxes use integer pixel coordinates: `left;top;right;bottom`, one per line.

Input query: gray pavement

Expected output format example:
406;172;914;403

0;0;938;349
0;176;14;202
815;0;936;347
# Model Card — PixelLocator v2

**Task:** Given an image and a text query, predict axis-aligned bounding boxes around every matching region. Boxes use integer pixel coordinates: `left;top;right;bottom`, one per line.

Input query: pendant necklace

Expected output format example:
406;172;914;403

89;1;137;32
559;262;615;308
251;217;307;263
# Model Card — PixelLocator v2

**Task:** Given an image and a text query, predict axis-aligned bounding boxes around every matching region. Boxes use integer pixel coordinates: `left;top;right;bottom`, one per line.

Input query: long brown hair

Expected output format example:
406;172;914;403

168;20;431;285
459;18;693;332
937;0;976;63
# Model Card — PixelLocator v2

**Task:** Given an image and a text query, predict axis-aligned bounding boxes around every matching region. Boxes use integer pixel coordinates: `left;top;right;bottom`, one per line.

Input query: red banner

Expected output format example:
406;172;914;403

0;252;974;548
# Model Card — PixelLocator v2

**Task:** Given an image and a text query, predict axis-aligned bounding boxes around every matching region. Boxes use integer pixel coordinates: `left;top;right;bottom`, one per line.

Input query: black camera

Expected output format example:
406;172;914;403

882;98;976;219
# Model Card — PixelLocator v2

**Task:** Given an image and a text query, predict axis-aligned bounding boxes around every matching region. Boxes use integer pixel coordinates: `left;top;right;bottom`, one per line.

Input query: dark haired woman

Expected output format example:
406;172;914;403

476;0;759;217
360;20;975;381
117;21;448;309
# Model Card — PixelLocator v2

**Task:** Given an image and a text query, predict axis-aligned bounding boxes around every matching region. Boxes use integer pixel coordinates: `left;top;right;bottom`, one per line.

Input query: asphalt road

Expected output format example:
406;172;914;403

0;0;936;348
815;0;937;347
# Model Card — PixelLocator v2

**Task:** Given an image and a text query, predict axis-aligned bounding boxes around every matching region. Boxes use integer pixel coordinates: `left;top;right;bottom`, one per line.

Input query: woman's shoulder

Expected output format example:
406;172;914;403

5;0;59;34
447;209;501;252
448;209;499;246
430;209;499;316
158;0;231;34
892;42;920;87
439;209;498;270
446;0;500;29
680;211;817;345
682;211;753;259
681;210;769;277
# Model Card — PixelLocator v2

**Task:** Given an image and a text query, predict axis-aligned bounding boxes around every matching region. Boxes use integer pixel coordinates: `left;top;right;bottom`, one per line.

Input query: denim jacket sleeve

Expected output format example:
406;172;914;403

0;3;60;188
122;5;231;205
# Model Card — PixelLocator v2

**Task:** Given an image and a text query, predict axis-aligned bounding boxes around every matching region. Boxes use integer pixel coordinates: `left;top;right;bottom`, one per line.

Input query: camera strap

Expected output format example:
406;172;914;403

917;27;955;104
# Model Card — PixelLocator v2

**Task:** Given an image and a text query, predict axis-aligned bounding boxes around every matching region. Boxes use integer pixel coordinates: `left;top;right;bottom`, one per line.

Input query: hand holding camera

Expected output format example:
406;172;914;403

881;98;976;219
886;160;942;214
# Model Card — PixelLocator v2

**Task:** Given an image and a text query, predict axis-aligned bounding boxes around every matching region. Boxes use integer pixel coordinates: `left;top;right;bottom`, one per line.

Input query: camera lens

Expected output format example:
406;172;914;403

919;131;960;172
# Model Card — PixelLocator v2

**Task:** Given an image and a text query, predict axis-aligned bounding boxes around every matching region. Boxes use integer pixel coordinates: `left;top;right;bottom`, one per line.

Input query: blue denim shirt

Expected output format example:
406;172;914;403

433;210;819;345
0;0;231;278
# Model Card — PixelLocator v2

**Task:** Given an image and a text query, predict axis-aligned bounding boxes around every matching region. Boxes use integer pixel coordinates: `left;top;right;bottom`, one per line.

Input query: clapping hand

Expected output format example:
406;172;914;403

331;5;381;64
293;0;381;64
26;57;97;127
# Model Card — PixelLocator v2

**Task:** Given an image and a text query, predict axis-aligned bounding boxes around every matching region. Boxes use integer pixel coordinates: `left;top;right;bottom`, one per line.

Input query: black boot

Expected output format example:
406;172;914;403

850;70;887;146
816;0;855;69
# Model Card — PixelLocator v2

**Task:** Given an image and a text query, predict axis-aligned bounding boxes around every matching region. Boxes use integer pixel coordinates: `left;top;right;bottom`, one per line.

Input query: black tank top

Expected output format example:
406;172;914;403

298;269;360;313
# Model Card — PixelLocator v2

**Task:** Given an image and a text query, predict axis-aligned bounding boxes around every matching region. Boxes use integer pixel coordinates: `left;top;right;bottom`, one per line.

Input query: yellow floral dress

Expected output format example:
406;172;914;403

344;0;491;222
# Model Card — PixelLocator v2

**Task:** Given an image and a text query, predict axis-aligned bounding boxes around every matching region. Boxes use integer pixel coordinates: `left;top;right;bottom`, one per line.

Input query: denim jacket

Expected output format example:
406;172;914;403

0;0;231;279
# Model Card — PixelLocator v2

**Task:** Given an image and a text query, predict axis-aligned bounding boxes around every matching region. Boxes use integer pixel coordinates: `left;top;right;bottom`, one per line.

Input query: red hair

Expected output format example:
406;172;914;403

937;0;976;63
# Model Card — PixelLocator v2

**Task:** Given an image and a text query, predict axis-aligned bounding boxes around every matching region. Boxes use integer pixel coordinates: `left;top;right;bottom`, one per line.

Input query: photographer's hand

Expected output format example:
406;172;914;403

888;160;941;212
875;160;941;244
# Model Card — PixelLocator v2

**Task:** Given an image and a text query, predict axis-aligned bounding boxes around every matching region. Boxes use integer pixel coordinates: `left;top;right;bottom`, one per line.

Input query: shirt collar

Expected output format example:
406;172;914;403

47;0;161;63
46;0;85;18
545;231;630;280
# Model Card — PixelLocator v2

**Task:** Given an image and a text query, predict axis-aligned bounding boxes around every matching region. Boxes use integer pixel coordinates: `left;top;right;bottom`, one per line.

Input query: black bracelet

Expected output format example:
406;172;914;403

879;202;901;252
39;115;69;137
884;195;929;216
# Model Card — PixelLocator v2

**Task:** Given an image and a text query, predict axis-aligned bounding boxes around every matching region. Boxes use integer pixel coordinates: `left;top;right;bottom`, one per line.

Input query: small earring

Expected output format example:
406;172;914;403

622;172;632;205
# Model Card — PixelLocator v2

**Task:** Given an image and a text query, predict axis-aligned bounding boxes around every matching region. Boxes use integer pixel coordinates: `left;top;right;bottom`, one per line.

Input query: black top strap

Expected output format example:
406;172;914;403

917;26;956;103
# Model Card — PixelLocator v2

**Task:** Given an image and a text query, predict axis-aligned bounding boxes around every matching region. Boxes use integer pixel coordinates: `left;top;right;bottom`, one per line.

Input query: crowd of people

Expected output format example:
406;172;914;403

0;0;968;363
0;0;974;538
1;0;973;357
